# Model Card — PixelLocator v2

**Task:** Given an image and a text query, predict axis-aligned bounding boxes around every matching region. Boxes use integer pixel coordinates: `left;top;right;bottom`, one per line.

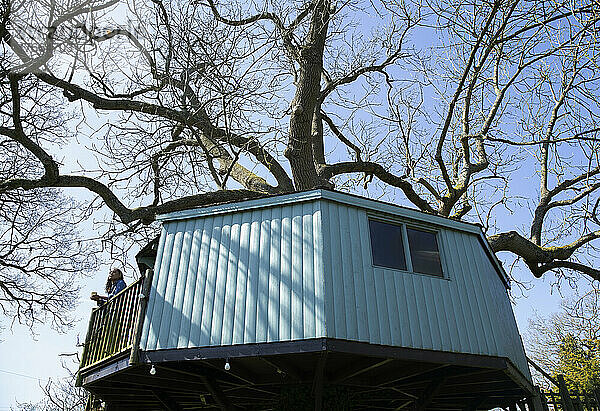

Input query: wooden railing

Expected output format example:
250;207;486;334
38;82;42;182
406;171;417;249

528;357;600;411
79;276;145;369
539;388;600;411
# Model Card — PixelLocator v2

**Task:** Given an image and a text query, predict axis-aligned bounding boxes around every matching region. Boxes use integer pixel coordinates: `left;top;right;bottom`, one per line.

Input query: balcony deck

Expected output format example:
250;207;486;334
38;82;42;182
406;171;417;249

79;273;151;371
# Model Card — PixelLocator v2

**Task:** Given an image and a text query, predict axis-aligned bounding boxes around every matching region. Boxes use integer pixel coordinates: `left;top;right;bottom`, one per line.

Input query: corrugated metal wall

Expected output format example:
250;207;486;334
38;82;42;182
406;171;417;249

139;195;529;380
320;201;530;378
140;200;326;350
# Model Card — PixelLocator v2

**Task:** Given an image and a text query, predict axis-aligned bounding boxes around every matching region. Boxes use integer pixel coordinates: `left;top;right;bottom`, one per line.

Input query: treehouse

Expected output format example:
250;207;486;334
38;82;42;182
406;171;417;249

78;189;536;410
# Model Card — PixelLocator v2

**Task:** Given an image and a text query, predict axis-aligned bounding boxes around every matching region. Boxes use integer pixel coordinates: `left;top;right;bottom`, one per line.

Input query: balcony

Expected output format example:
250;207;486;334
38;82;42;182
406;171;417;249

79;273;151;370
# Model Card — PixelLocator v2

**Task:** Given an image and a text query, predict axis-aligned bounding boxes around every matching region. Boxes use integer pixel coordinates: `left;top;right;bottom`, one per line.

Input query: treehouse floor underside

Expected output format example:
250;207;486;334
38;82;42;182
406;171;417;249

81;339;533;410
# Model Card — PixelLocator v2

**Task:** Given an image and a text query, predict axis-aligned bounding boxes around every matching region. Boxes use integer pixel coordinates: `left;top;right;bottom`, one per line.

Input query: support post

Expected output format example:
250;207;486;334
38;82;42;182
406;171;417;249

414;377;445;411
312;351;327;411
128;269;154;365
530;386;546;411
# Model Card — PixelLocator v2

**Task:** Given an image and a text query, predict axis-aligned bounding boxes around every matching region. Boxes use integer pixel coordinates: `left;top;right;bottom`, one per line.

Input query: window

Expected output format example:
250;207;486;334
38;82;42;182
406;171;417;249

406;228;443;277
368;220;407;270
369;219;444;277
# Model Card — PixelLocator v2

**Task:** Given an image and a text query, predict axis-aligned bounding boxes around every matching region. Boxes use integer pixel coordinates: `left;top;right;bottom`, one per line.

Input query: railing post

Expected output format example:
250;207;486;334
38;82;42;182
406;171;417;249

530;386;546;411
76;308;98;386
129;269;154;365
558;374;576;411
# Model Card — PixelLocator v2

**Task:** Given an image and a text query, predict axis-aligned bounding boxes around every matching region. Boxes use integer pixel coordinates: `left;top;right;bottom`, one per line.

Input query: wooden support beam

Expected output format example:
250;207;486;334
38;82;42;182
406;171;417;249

333;358;394;383
463;396;489;411
259;357;304;381
201;359;258;386
389;387;419;400
200;375;235;411
557;374;576;411
111;372;235;395
393;400;413;410
376;364;450;387
152;363;237;410
436;382;519;396
312;352;327;411
221;383;279;399
163;360;257;387
414;377;445;411
151;389;181;411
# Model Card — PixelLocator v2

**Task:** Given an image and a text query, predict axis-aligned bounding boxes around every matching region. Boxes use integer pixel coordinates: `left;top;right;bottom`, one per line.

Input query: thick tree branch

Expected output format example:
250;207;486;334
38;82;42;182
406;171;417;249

34;72;293;191
127;189;266;223
547;183;600;209
531;261;600;281
1;173;264;224
204;0;285;27
318;162;436;213
489;230;600;278
4;78;59;181
285;0;331;189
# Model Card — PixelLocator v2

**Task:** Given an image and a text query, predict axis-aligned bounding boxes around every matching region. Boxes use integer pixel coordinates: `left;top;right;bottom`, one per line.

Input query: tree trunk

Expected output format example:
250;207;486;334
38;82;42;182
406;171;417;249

285;0;330;190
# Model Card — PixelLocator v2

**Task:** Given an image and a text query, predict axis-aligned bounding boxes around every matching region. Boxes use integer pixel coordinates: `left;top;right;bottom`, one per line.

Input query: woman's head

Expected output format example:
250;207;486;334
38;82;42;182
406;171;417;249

109;268;123;281
105;268;123;292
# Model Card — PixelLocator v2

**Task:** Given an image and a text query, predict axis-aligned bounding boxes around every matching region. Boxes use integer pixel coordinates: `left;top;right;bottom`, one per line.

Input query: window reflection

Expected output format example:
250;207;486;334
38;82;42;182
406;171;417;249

407;228;443;277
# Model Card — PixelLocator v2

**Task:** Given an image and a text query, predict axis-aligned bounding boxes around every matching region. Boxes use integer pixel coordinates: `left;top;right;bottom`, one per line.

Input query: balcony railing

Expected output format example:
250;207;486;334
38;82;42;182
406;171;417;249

79;274;149;369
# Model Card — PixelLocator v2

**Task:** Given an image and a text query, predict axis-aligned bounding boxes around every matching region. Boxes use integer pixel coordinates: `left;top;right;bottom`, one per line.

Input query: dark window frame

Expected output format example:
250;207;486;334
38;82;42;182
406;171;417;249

368;217;446;279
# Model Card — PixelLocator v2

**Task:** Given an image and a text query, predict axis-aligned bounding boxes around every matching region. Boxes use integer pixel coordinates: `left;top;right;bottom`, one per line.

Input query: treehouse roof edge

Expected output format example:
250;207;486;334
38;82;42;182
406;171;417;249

156;189;509;287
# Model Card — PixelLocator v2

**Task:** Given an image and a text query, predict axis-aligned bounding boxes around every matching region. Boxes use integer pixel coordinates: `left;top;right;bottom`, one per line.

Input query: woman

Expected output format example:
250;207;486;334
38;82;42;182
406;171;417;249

91;268;127;305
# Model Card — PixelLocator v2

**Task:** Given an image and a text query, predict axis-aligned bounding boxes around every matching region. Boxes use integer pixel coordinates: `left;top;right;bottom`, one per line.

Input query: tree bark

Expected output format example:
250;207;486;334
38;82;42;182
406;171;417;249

285;0;330;190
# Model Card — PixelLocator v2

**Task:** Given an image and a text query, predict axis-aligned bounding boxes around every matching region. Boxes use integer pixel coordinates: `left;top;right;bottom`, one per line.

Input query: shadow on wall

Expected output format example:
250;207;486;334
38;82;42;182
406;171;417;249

142;202;324;352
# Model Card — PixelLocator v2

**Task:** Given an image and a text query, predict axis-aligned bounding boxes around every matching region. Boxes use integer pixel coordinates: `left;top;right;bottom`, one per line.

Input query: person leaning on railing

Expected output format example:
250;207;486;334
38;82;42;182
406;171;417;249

90;268;127;306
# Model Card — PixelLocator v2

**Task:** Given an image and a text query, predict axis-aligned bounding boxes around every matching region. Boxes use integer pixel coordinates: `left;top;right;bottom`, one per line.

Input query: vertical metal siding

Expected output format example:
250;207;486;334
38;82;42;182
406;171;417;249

320;201;530;379
232;213;252;345
140;196;528;380
140;201;326;350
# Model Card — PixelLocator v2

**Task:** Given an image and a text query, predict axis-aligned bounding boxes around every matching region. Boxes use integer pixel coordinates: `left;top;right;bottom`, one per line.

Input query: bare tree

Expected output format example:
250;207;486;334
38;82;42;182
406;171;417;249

0;0;599;326
0;188;98;330
15;356;88;411
0;44;100;329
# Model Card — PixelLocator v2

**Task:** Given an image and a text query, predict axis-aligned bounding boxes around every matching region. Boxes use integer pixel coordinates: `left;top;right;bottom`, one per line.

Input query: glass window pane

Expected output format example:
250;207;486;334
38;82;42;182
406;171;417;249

407;228;443;276
369;220;407;270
